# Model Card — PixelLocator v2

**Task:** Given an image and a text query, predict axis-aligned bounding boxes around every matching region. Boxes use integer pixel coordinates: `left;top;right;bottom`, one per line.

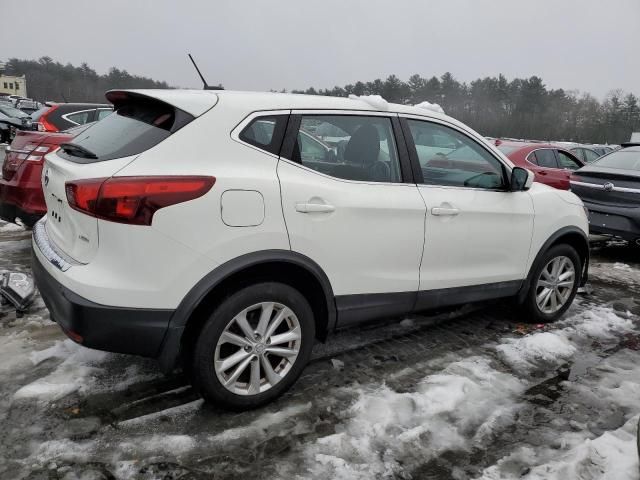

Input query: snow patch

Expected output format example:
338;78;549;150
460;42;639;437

414;100;445;114
496;332;576;371
348;94;389;110
297;357;525;479
522;416;639;480
210;402;312;442
497;306;634;372
0;220;24;232
14;340;109;401
132;435;195;455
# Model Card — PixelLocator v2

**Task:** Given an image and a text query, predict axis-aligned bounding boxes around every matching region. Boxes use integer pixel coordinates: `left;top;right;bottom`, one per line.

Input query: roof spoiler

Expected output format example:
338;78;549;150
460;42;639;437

621;142;640;148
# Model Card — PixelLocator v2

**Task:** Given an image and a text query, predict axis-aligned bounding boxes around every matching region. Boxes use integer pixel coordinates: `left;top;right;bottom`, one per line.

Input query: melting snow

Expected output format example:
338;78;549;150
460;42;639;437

296;357;525;479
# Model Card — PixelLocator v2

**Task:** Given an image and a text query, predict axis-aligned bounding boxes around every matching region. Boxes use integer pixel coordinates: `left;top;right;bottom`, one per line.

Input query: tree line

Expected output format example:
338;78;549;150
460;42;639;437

292;73;640;145
5;57;638;144
3;57;169;105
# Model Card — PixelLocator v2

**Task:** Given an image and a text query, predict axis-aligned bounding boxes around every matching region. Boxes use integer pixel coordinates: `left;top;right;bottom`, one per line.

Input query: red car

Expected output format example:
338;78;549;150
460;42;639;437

496;141;585;190
0;123;91;227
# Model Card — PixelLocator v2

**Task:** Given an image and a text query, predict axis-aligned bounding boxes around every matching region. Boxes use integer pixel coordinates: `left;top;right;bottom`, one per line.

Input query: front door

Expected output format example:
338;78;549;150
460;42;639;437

401;116;534;308
277;112;426;325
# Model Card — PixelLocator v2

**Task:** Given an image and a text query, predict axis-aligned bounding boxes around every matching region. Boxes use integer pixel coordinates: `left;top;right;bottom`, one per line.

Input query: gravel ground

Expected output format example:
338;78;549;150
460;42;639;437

1;220;639;479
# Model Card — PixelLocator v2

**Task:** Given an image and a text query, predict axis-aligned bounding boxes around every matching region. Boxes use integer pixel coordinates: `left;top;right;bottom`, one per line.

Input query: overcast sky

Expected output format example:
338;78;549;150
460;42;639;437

2;0;639;98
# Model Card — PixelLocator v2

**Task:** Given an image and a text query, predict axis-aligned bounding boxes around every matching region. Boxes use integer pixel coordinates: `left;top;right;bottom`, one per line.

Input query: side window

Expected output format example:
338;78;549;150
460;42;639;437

406;119;505;189
532;149;558;168
97;109;112;121
570;149;583;162
583;149;600;163
239;115;288;155
557;150;582;170
65;110;92;125
292;115;402;183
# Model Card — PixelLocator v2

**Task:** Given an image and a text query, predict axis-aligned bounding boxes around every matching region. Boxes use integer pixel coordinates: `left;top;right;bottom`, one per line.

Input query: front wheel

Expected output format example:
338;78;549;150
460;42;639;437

192;282;315;410
519;244;581;323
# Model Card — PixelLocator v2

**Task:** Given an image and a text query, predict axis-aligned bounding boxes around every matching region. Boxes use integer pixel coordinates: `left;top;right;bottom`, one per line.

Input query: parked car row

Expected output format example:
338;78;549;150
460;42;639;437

0;100;112;144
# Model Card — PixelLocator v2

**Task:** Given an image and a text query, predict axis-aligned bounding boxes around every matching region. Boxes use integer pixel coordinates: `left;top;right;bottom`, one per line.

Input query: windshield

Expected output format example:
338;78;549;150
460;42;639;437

592;149;640;170
57;98;194;163
0;105;29;118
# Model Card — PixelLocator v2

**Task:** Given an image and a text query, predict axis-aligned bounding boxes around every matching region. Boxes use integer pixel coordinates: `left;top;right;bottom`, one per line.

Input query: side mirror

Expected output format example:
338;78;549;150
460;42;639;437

510;167;534;191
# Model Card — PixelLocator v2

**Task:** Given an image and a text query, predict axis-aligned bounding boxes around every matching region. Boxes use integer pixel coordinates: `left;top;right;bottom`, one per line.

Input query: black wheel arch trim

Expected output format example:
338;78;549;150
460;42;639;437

517;225;589;303
157;249;336;371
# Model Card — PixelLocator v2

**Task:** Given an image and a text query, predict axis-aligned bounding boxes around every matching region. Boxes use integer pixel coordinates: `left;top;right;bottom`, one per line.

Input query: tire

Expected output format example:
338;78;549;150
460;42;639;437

519;244;581;323
192;282;315;410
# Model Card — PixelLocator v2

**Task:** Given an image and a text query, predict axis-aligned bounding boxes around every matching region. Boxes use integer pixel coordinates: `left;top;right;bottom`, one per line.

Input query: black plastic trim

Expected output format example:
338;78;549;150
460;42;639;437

517;226;590;302
336;291;416;327
391;116;414;183
280;114;301;161
414;280;522;312
238;114;289;156
32;248;173;357
157;249;336;370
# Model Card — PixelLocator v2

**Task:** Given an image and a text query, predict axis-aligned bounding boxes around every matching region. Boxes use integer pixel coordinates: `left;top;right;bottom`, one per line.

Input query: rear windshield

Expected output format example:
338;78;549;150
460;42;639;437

57;99;194;163
592;150;640;170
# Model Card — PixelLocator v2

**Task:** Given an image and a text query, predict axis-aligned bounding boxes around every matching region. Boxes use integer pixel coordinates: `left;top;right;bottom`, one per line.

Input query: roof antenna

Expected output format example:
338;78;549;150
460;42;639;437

188;54;224;90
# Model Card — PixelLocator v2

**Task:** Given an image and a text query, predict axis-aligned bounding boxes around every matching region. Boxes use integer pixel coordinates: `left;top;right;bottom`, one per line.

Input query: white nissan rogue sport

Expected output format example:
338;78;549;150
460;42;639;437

32;89;589;409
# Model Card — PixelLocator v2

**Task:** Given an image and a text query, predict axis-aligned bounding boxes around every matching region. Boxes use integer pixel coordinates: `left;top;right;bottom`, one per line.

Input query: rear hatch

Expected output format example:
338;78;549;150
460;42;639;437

41;90;214;263
571;167;640;208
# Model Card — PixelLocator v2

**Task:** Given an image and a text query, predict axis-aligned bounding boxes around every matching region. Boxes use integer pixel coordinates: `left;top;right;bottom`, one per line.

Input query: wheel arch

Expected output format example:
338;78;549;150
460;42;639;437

518;226;589;303
157;250;336;371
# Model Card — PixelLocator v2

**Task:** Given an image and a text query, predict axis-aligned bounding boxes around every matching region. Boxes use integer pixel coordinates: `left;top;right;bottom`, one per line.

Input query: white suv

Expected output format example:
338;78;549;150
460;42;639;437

32;90;589;409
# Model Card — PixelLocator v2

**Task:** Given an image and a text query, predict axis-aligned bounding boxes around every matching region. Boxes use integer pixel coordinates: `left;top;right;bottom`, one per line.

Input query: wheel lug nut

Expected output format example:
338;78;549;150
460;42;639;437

244;345;252;352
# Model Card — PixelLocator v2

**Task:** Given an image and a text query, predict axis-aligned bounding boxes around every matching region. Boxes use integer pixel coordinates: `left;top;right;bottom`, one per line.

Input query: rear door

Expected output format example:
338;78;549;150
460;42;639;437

277;111;426;326
555;149;584;189
528;148;565;188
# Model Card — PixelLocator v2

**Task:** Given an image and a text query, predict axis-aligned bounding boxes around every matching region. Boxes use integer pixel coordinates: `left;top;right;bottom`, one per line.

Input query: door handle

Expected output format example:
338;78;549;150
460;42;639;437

431;206;459;216
538;170;548;175
295;202;335;213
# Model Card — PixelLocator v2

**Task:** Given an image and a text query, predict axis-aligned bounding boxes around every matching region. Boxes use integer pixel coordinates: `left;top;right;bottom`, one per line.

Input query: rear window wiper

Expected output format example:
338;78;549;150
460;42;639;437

59;142;98;159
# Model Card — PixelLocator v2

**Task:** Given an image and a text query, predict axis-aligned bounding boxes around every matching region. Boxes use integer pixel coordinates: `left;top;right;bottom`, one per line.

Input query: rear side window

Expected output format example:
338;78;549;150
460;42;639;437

58;99;193;163
556;150;581;170
239;115;288;155
65;110;93;125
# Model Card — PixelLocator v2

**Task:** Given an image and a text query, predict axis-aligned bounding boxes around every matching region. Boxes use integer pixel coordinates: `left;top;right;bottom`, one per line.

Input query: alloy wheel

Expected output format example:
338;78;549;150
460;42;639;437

535;255;576;314
214;302;302;395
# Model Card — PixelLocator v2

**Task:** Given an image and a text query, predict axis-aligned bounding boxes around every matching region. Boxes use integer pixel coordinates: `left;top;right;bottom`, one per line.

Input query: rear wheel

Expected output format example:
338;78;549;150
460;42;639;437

192;282;314;410
519;244;581;323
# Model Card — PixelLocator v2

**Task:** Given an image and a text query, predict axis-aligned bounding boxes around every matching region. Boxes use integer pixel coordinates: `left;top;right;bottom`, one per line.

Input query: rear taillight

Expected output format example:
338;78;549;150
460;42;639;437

38;105;60;132
65;176;215;225
2;143;57;180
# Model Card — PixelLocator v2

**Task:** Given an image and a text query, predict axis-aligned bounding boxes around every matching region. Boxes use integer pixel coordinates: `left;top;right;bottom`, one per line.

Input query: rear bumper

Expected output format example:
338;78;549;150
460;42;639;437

32;245;174;358
584;201;640;241
0;163;46;224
